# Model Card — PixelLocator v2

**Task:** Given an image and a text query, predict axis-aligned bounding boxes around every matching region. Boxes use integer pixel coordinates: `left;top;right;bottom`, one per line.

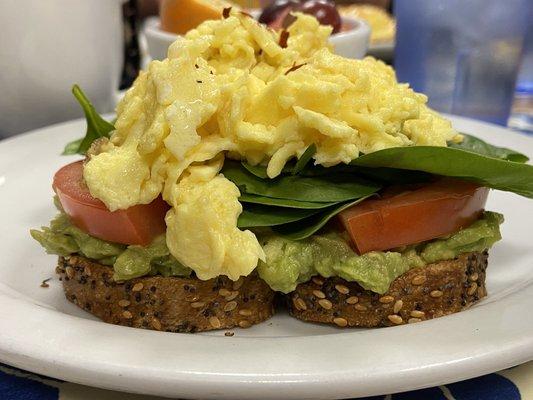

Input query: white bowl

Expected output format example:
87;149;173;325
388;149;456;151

144;15;370;61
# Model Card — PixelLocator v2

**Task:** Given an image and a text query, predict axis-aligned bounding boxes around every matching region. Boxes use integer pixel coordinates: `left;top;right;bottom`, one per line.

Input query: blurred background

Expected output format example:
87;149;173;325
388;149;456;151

0;0;531;139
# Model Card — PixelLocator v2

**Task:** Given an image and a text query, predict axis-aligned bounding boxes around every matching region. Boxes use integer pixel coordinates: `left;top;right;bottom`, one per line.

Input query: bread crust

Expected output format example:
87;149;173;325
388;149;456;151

57;255;275;332
57;251;488;331
287;251;488;327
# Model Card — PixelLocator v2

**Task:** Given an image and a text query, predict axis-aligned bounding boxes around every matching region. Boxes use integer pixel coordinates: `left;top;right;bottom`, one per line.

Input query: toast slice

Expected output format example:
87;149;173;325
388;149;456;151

57;255;275;332
287;251;488;327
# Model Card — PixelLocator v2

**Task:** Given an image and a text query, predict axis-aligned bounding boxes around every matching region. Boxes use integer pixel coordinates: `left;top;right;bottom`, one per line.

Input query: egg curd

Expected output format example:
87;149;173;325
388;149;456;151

83;11;460;282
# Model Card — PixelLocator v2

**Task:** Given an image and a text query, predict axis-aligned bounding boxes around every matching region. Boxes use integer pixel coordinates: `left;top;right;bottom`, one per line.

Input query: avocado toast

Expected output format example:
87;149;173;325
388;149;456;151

32;12;533;332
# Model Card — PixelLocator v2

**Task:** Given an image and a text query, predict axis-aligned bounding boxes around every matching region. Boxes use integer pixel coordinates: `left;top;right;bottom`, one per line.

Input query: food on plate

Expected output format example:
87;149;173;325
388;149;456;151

160;0;238;35
32;11;533;332
259;0;341;33
289;251;489;327
57;255;274;332
338;4;395;44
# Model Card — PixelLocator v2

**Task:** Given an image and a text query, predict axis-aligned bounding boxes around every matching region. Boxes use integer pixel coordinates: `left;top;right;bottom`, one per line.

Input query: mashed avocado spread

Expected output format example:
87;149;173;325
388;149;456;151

30;213;191;281
31;212;502;293
259;212;503;293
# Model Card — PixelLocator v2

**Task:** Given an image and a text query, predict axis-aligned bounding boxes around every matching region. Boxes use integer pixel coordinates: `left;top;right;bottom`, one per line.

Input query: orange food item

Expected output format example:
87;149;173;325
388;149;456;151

53;161;169;246
338;179;489;254
160;0;235;35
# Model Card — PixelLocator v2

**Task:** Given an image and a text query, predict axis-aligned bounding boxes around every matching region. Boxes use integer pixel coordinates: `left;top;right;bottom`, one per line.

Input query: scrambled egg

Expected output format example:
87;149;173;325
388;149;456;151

83;12;459;281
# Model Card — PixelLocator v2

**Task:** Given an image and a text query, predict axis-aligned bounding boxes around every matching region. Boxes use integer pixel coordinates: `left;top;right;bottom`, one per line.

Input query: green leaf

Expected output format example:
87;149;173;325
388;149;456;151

273;195;373;240
63;85;115;155
352;146;533;198
241;162;269;179
62;138;83;155
292;144;316;175
317;164;430;185
238;204;322;228
239;193;338;209
449;134;529;163
222;160;381;203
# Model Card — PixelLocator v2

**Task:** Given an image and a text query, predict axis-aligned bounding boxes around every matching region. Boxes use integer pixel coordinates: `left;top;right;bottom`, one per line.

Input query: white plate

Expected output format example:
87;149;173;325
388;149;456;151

0;116;532;399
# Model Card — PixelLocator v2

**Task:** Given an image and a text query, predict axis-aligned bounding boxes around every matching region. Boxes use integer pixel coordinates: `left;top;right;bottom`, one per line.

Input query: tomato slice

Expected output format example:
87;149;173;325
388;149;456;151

338;179;489;254
53;161;169;246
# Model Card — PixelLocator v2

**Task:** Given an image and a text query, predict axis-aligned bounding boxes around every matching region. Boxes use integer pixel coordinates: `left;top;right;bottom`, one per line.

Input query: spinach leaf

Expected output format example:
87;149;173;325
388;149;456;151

304;164;432;184
273;195;373;240
449;134;529;163
292;144;316;175
239;193;338;209
63;85;115;155
241;162;269;179
352;146;533;198
222;160;381;203
238;204;322;228
62;138;83;155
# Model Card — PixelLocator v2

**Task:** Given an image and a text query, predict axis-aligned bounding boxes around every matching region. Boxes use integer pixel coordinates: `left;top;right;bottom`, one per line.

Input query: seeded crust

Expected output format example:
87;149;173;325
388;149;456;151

287;251;489;328
57;255;275;332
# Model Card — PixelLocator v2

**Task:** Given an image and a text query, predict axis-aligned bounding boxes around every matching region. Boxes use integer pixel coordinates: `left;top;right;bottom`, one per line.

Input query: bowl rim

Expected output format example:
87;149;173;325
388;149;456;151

144;15;370;42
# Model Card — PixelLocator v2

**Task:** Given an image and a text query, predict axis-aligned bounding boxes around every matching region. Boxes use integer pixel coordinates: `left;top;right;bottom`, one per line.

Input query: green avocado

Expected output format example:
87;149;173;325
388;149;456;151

31;211;502;294
257;212;503;294
30;212;191;281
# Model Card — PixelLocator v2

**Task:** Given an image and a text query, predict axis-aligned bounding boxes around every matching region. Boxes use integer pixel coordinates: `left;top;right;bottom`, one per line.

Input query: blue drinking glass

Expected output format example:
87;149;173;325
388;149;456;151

394;0;532;126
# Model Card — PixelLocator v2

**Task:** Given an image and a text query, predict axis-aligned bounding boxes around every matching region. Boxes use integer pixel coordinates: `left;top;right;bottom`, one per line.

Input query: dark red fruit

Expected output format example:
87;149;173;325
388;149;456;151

258;0;301;25
296;0;341;33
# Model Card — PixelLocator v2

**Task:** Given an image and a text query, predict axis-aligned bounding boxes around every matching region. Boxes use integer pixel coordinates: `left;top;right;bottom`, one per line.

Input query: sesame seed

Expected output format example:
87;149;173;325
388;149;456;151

238;320;251;328
312;290;326;299
224;301;237;312
219;288;232;297
292;296;302;310
410;310;425;318
65;267;75;279
393;300;403;314
469;272;479;282
233;279;244;290
84;266;92;276
225;291;239;301
312;277;324;286
346;296;359;304
411;275;426;285
335;284;349;295
430;290;443;298
387;314;403;324
132;283;144;292
354;304;367;311
379;295;394;304
318;299;332;310
225;331;234;337
152;318;162;330
295;298;307;311
408;318;422;324
239;309;252;316
467;282;478;296
209;316;221;329
333;317;348;327
191;302;205;308
118;299;131;307
122;311;133;319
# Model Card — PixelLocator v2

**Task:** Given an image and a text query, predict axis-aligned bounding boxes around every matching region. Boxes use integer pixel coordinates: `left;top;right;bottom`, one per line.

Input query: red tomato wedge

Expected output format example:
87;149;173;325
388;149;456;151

338;179;489;254
53;161;169;246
